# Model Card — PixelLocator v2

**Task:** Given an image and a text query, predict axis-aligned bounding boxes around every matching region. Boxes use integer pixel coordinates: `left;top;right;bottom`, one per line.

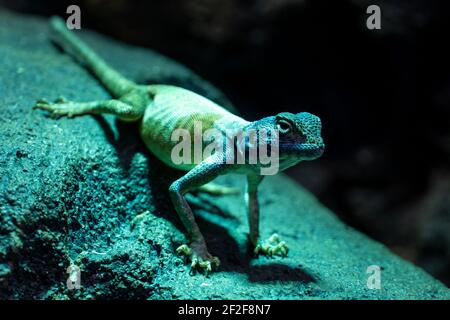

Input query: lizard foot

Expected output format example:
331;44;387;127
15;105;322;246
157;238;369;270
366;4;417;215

176;243;220;276
33;97;86;119
254;233;289;258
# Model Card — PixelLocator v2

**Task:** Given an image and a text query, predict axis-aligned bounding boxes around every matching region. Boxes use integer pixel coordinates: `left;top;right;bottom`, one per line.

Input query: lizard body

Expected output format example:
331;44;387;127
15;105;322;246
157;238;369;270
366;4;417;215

141;84;249;171
35;17;325;275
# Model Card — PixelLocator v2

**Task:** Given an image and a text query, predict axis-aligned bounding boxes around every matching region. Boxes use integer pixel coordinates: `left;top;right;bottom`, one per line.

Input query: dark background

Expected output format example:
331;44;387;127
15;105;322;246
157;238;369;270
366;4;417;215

1;0;449;285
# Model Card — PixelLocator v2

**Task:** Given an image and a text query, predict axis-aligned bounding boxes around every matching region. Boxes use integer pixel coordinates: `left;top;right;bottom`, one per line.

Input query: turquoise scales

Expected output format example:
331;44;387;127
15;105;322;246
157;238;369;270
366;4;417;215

34;17;325;275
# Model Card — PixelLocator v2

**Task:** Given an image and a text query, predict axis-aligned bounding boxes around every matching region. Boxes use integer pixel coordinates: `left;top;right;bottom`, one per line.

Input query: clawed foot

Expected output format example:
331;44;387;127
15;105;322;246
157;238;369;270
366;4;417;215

177;243;220;276
33;97;85;119
254;233;289;258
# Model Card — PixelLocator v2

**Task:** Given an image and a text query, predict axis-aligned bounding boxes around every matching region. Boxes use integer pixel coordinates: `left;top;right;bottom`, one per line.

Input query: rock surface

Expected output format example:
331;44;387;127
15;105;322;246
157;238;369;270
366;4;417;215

0;10;448;299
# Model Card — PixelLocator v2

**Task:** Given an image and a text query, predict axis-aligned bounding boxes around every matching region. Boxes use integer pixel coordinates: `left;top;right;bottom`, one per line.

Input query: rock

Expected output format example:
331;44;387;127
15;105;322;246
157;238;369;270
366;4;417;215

0;10;448;300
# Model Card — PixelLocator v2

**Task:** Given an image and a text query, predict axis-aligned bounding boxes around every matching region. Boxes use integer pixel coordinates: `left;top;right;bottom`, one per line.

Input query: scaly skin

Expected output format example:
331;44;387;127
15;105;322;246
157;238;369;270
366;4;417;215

34;17;325;276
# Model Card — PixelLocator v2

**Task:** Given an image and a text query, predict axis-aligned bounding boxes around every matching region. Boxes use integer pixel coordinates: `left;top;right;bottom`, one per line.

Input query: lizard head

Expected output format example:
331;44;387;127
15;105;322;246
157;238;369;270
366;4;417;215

246;112;324;171
274;112;325;161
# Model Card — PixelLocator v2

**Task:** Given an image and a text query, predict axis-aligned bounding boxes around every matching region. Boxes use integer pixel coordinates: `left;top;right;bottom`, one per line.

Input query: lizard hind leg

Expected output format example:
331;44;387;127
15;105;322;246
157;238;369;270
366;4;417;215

34;97;142;121
194;182;240;196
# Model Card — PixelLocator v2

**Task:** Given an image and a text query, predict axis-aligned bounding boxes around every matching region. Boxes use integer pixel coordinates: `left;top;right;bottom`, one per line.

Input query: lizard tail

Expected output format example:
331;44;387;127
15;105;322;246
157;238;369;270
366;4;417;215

49;16;136;97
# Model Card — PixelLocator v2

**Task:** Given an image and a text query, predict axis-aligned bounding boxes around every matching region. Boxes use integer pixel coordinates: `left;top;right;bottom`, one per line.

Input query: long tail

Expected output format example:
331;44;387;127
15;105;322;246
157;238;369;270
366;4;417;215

50;16;136;97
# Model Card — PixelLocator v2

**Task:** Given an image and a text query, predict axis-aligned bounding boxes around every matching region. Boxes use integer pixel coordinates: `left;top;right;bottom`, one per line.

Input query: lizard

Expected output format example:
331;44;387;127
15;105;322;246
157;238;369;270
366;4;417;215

34;16;325;275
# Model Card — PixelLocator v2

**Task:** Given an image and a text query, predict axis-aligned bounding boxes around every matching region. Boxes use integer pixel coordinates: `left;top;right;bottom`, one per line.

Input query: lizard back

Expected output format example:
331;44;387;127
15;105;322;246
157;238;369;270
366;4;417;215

140;85;249;170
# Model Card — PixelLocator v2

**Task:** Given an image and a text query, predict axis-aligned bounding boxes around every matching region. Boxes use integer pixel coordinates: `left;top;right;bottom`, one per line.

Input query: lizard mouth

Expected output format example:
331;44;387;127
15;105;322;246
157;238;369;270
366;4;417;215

282;143;324;160
306;144;325;158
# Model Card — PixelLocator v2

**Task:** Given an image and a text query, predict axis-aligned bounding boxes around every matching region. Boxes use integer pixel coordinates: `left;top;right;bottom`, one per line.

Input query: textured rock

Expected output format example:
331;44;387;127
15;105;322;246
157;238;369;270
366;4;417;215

0;11;448;299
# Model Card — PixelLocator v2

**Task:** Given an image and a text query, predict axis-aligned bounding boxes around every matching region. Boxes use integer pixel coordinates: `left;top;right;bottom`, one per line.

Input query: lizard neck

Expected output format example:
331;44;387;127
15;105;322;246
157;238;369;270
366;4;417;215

213;114;250;134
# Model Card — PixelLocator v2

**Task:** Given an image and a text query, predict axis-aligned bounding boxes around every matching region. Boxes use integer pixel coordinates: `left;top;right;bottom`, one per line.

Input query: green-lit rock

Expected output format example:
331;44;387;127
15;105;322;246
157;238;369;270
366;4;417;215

0;10;448;299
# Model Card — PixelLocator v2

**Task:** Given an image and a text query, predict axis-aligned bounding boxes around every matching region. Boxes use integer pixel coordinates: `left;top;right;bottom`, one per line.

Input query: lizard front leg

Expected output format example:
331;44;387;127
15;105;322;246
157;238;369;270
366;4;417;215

246;174;289;258
169;155;229;275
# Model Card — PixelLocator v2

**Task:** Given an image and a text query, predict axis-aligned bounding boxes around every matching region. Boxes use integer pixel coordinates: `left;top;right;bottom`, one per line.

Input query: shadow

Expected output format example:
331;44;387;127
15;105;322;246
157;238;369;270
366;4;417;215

186;193;238;221
247;264;316;284
145;153;186;229
92;114;116;142
196;213;316;284
93;116;145;171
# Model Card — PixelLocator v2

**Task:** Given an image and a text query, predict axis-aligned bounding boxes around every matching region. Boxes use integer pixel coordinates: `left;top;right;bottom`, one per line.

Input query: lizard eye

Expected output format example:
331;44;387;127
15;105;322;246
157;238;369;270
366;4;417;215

277;120;292;134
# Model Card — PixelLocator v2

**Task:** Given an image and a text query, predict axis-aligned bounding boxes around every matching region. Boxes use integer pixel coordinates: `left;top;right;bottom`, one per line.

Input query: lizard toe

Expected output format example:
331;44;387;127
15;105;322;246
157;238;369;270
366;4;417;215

254;234;289;258
176;243;220;276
